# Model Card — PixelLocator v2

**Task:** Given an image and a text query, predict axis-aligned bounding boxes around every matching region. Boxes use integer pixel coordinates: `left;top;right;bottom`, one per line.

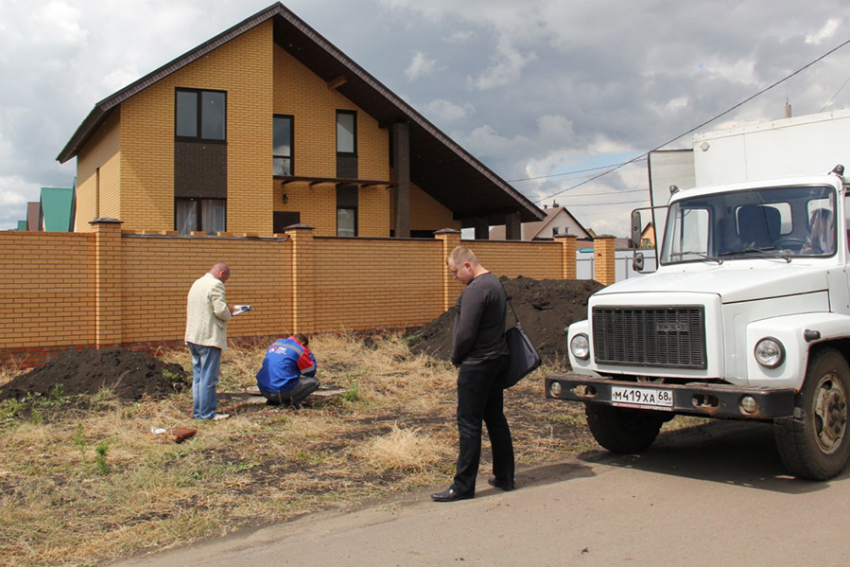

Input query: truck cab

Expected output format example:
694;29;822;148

546;169;850;480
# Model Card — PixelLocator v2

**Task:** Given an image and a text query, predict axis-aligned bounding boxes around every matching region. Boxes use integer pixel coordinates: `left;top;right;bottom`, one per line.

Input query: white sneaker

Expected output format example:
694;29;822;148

212;413;230;421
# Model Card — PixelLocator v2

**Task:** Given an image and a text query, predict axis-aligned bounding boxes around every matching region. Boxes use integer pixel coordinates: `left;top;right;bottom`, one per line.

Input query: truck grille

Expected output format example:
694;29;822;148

592;306;706;369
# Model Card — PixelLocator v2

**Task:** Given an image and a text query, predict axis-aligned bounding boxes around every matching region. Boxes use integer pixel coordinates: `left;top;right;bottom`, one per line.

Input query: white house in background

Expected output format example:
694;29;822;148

489;203;592;241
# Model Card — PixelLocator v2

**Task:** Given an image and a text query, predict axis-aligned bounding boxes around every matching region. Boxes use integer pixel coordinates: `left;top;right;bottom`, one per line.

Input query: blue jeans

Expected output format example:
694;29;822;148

189;343;222;419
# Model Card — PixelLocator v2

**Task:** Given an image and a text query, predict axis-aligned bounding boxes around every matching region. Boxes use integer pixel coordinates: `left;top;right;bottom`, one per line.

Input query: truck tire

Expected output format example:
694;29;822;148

774;348;850;480
585;404;664;454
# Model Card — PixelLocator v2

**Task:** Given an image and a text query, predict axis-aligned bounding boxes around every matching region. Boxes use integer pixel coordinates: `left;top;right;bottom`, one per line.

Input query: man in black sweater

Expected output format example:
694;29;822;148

432;246;515;502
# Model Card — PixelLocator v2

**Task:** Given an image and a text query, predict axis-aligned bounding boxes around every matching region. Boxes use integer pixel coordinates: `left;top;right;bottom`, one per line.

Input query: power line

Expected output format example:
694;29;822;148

554;188;646;199
820;71;850;112
567;199;650;208
531;35;850;206
508;160;643;182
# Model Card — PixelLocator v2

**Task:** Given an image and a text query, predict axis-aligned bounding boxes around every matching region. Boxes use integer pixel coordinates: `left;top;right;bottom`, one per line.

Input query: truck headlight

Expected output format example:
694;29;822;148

570;334;590;360
754;337;785;368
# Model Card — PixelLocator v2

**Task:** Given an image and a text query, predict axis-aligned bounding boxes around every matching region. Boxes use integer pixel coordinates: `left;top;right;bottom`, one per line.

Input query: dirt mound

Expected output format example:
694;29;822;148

0;348;189;403
410;277;603;367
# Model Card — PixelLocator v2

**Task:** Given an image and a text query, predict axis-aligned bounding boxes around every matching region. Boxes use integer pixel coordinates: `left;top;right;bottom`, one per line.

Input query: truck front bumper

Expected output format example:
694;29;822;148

545;373;797;420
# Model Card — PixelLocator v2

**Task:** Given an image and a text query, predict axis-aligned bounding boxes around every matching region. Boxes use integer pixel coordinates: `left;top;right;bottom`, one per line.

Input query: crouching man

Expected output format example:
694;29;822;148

256;334;319;408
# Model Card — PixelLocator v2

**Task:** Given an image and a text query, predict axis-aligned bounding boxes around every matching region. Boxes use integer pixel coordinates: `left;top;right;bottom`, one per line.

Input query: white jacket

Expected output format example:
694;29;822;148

185;273;232;350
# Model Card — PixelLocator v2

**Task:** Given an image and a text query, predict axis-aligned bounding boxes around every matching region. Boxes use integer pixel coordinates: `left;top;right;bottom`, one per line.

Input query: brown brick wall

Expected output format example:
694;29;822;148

409;182;461;232
75;178;98;233
594;236;617;286
312;236;444;331
272;44;391;237
274;181;337;234
76;110;121;231
390;180;461;233
272;44;389;181
0;231;587;368
119;234;293;343
78;109;120;189
118;21;274;234
461;240;563;279
0;232;97;352
99;153;122;220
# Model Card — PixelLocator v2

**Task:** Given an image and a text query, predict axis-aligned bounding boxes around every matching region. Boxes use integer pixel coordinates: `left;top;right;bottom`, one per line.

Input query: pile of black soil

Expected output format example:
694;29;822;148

410;277;603;368
0;348;189;403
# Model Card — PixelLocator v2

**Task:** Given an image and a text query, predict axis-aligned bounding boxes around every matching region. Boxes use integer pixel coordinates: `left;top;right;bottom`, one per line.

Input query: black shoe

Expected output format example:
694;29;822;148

431;487;474;502
487;476;516;491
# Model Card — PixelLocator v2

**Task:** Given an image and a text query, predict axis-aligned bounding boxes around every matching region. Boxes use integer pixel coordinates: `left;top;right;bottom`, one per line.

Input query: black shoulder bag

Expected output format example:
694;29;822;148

500;281;541;388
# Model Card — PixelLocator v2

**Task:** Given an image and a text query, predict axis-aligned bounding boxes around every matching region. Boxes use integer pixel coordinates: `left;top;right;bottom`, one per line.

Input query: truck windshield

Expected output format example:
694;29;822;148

660;185;837;265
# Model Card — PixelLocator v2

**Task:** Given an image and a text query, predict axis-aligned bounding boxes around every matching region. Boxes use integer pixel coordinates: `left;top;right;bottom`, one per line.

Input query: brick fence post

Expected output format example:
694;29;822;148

90;217;123;347
594;235;617;286
285;224;316;334
434;229;462;312
555;234;578;279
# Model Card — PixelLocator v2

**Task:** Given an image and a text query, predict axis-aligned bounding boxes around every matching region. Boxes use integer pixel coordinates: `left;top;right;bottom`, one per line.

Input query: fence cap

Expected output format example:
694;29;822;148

284;224;316;231
433;228;461;235
89;217;123;225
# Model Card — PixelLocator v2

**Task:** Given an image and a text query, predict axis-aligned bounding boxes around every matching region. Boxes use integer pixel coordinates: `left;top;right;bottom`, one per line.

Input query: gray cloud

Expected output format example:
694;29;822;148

3;0;850;236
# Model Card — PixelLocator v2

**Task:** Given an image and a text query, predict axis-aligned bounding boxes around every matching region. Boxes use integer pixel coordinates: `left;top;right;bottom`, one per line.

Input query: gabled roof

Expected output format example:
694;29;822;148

40;187;75;231
490;205;591;240
57;2;544;224
524;206;591;240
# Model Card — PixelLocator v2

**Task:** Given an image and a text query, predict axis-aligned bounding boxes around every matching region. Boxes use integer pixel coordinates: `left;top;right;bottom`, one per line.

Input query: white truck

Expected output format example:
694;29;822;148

547;110;850;480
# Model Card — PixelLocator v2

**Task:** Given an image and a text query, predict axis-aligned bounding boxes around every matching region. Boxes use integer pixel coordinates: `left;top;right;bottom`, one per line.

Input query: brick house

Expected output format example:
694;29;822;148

57;2;543;238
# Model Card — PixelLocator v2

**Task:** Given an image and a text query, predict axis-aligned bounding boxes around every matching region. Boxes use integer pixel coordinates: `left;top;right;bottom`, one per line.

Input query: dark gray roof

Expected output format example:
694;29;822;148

57;3;544;224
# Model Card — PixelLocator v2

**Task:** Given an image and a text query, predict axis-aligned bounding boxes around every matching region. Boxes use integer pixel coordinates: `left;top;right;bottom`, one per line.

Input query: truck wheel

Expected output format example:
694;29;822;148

774;348;850;480
585;404;664;454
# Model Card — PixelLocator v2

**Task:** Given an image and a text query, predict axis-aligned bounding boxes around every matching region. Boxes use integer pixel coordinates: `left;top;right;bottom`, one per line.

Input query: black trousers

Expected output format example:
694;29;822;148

261;376;320;407
452;355;514;494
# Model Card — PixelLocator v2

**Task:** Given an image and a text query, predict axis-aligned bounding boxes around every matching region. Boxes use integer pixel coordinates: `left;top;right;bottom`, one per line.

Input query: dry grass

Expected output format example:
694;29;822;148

354;424;452;473
0;334;658;567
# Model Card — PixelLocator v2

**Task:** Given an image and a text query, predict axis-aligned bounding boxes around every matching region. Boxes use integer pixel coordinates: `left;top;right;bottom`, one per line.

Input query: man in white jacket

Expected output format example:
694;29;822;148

185;263;234;420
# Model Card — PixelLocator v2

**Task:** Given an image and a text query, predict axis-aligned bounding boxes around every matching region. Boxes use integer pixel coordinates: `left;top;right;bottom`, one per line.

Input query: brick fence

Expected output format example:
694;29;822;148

1;220;617;368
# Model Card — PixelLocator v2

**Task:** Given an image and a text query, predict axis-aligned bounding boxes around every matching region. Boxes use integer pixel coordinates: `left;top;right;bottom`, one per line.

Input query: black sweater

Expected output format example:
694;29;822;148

450;272;509;365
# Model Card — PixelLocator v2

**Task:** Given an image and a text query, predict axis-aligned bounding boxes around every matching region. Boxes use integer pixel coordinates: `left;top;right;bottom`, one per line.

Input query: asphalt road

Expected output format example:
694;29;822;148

113;420;850;567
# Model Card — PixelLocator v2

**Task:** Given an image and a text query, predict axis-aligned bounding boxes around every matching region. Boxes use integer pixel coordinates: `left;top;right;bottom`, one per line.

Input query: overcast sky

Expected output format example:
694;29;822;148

3;0;850;235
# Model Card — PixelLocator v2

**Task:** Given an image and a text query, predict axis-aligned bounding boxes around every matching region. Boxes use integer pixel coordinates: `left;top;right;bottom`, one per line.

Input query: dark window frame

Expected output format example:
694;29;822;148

273;114;294;177
174;197;227;234
336;110;357;156
175;88;228;143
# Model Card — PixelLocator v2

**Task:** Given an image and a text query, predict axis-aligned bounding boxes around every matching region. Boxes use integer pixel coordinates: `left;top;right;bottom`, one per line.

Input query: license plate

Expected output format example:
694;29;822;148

611;385;674;409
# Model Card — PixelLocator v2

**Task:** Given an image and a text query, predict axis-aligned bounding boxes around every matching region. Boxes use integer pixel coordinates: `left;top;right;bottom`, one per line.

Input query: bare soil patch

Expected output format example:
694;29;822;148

0;348;188;403
410;276;603;364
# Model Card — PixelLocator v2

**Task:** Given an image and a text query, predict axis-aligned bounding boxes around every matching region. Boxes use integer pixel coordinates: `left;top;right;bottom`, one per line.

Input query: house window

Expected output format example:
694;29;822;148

337;185;358;237
176;89;226;141
336;110;356;155
273;211;301;234
175;198;226;234
273;115;293;176
552;227;560;235
337;208;357;237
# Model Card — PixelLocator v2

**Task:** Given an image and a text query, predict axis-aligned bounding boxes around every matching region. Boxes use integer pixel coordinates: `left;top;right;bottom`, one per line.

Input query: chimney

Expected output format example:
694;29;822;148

785;99;792;119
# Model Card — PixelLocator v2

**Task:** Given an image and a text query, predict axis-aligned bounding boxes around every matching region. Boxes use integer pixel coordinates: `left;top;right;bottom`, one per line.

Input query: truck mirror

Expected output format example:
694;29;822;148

633;252;645;272
630;210;642;249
